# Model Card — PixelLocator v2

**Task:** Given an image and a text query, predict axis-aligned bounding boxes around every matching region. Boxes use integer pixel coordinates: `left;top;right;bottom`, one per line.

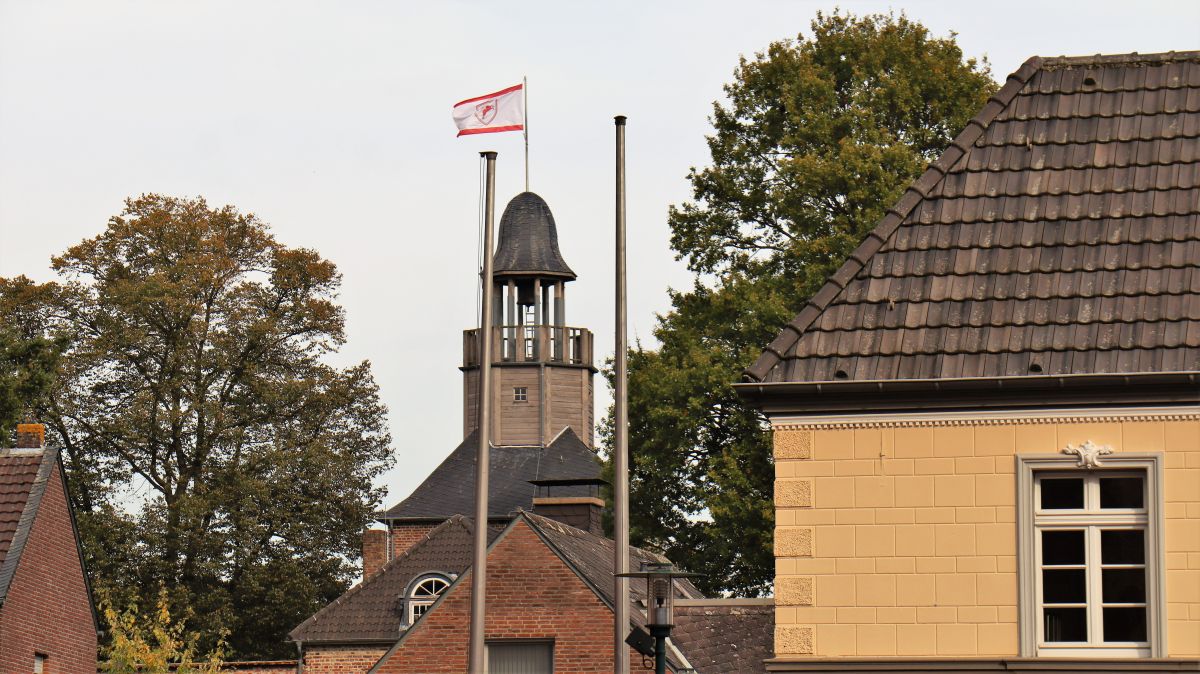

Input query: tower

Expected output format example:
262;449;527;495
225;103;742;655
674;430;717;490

461;192;596;447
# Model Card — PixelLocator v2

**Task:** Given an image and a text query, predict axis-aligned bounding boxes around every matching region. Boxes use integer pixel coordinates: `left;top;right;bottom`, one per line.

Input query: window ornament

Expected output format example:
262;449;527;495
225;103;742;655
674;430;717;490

1061;440;1112;468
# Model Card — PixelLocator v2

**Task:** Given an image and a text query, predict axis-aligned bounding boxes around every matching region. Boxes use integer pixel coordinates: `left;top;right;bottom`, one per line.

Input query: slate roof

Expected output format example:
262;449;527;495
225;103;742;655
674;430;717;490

744;51;1200;385
289;515;500;643
493;192;576;280
380;428;601;522
0;447;57;607
671;599;774;674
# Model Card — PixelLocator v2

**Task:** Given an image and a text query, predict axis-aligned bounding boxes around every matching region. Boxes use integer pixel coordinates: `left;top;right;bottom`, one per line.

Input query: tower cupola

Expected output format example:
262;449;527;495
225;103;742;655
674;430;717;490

462;192;595;448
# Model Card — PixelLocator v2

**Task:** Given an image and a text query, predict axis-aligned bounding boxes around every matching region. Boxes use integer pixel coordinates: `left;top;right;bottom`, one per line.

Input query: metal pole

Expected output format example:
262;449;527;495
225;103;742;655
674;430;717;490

468;150;498;674
523;76;529;192
613;115;630;674
651;626;670;674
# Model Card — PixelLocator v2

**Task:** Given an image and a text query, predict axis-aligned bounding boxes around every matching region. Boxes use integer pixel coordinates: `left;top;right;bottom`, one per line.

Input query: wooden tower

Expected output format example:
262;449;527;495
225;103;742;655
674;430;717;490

461;192;596;448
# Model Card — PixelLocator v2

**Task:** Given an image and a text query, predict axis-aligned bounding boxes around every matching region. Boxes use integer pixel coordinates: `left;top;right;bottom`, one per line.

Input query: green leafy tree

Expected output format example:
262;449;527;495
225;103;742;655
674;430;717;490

606;11;997;595
0;194;393;657
0;324;61;444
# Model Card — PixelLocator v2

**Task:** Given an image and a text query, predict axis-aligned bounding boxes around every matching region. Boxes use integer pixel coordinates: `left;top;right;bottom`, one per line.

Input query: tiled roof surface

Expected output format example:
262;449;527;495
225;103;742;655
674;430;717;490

289;516;499;643
493;191;576;279
522;512;703;628
0;447;56;607
671;600;774;674
746;52;1200;384
0;450;43;570
381;429;601;521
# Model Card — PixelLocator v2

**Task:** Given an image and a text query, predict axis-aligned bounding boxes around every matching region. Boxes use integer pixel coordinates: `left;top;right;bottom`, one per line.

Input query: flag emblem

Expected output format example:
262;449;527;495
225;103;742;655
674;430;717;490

474;99;498;126
453;83;524;137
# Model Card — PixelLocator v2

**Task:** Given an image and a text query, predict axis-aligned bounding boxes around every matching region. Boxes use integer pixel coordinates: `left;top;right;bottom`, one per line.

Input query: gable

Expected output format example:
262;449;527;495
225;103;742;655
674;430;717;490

744;52;1200;388
368;518;615;673
0;448;57;605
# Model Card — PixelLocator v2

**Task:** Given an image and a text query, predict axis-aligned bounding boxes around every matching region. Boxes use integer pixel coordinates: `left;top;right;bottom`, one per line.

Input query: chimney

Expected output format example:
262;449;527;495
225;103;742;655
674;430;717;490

362;528;387;579
530;478;607;536
15;423;45;449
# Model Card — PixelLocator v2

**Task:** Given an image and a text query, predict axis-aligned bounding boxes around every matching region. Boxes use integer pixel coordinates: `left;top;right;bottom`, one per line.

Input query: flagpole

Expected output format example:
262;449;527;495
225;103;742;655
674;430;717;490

469;150;498;674
613;115;630;674
523;76;529;192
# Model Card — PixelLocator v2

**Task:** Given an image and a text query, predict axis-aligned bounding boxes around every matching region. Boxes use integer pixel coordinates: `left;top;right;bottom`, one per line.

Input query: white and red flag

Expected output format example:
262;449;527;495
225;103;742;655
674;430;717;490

452;83;525;136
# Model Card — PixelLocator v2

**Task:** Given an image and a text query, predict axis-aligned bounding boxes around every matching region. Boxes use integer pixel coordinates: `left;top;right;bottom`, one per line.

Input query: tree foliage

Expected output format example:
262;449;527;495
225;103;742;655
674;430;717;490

0;327;61;445
609;11;996;595
0;195;393;657
100;589;226;674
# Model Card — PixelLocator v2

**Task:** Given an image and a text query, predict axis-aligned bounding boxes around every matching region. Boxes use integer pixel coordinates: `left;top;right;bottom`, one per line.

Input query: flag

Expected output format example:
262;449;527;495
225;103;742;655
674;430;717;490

452;84;524;136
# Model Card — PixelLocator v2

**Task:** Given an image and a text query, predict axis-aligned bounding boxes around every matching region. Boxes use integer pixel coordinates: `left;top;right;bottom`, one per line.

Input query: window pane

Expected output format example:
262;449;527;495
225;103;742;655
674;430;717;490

1100;476;1144;509
1044;607;1087;642
1103;607;1147;642
1101;530;1145;565
1040;478;1084;509
1043;569;1087;603
1042;530;1085;565
1102;568;1146;603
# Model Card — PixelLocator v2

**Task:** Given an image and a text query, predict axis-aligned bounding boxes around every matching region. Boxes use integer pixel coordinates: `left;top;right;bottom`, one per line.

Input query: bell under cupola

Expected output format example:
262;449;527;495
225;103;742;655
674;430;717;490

461;192;596;448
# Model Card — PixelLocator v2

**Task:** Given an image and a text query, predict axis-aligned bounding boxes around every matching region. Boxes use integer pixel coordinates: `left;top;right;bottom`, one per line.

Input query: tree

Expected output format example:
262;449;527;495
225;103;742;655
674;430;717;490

0;195;393;657
0;327;60;445
100;589;226;674
607;11;997;595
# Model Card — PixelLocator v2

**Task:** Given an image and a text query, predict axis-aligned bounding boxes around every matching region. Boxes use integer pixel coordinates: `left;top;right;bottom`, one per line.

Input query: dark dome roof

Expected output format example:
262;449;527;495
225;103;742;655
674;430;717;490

493;192;575;280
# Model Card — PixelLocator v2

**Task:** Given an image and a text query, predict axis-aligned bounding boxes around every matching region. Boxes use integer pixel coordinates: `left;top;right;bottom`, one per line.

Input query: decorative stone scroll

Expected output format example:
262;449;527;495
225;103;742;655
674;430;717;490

1061;440;1113;468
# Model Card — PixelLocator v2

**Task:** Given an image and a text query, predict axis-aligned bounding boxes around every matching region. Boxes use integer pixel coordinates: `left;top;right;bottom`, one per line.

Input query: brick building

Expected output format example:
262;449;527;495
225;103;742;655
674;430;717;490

738;51;1200;671
291;191;771;672
0;423;98;674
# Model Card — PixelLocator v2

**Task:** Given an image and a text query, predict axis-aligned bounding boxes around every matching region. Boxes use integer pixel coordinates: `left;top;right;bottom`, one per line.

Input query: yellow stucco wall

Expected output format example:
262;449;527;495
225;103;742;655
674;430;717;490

773;412;1200;659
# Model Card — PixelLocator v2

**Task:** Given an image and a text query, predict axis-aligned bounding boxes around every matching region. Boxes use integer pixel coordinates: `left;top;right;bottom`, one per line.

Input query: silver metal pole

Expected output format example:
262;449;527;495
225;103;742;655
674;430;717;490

613;115;630;674
469;150;498;674
523;76;529;192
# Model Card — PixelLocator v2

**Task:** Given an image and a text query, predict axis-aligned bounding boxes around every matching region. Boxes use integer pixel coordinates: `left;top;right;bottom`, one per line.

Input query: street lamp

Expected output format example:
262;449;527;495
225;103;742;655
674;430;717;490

617;562;699;674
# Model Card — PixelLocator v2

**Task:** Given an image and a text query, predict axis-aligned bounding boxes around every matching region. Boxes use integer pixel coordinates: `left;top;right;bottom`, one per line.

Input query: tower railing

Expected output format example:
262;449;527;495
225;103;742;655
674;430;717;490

463;326;593;368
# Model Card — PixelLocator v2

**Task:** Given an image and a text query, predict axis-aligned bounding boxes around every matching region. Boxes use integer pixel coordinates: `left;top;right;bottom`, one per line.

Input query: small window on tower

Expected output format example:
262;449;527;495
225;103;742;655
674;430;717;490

34;654;47;674
514;387;528;402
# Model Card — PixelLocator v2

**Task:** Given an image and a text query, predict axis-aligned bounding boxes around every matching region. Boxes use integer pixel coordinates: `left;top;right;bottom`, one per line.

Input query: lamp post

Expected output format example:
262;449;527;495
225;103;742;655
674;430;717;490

617;563;698;674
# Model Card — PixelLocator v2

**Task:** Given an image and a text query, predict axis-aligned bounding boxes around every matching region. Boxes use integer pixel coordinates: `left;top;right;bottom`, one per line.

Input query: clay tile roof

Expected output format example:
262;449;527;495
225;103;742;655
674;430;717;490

289;515;500;643
380;428;601;522
744;51;1200;385
493;192;576;280
0;447;58;606
670;599;774;673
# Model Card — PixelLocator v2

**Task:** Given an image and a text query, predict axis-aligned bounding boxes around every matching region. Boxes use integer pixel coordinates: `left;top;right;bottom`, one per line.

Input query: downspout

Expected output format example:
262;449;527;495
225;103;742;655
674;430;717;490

295;640;304;673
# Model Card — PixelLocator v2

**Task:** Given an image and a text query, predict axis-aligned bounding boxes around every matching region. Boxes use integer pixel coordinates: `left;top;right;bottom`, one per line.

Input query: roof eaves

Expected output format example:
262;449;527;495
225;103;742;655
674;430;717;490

0;447;58;607
742;55;1046;383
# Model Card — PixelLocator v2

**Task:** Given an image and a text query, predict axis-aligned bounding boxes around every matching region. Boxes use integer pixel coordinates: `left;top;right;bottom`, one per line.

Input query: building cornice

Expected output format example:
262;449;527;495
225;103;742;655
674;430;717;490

771;405;1200;430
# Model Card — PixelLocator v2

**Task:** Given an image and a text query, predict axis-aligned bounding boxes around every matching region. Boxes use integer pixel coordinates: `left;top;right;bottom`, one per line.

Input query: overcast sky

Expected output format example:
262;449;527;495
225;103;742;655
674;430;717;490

2;1;1197;508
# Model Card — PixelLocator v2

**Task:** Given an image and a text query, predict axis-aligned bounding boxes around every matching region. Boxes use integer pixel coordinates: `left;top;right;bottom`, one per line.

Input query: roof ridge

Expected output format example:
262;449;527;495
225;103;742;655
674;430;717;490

1040;51;1200;67
743;56;1046;382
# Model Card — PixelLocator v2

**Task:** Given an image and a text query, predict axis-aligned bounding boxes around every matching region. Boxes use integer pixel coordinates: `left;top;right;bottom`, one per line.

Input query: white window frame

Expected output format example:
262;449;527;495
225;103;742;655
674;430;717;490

1017;453;1166;658
514;386;528;403
405;573;450;625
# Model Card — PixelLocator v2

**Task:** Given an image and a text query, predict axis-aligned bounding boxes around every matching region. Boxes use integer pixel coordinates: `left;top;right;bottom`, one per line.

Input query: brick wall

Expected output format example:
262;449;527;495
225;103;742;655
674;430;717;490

773;414;1200;659
374;519;661;673
0;460;97;674
363;529;387;578
302;646;388;674
388;523;436;559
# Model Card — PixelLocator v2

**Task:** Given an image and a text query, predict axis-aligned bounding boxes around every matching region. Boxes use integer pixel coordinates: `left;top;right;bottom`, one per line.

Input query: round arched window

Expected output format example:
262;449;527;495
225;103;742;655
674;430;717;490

407;575;450;624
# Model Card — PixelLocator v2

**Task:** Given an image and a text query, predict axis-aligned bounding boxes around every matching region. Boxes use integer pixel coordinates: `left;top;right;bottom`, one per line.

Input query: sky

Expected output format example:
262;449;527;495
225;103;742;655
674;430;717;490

1;0;1197;509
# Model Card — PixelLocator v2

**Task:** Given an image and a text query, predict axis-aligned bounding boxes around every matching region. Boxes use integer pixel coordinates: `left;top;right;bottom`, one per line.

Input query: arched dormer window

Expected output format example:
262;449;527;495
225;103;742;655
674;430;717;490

405;573;451;625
